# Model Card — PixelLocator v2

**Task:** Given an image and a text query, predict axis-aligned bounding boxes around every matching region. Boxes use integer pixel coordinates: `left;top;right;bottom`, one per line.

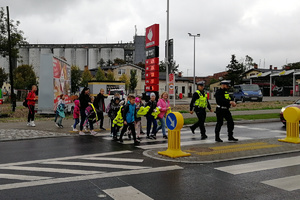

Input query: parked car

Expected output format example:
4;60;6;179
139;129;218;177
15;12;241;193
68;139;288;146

280;99;300;125
233;84;263;102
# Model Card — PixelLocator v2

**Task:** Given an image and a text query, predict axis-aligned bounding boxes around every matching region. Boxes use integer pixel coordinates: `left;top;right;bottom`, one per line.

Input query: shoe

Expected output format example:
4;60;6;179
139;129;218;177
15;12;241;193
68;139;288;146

79;131;85;135
190;126;195;134
128;133;131;140
84;127;88;132
228;137;238;142
27;122;31;126
100;127;106;130
59;125;64;128
140;131;145;135
119;138;123;143
146;136;153;140
91;130;97;135
55;123;59;127
134;140;140;145
137;137;142;141
215;138;223;142
150;134;156;140
73;128;78;132
31;121;36;127
201;135;208;140
163;135;168;139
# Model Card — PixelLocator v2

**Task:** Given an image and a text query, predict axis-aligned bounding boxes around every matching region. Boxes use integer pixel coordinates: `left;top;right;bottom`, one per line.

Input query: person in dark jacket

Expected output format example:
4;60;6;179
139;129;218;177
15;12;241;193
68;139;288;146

94;88;107;130
118;95;140;145
214;80;238;142
145;92;158;139
79;87;93;135
189;81;212;140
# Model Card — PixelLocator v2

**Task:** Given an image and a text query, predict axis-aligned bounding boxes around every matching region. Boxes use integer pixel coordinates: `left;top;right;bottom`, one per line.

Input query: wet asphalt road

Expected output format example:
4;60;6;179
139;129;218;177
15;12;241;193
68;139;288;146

0;122;299;199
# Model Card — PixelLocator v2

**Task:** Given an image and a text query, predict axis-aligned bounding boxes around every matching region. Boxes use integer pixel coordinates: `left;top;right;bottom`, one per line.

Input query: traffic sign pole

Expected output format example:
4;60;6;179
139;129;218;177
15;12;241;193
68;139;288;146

158;112;191;158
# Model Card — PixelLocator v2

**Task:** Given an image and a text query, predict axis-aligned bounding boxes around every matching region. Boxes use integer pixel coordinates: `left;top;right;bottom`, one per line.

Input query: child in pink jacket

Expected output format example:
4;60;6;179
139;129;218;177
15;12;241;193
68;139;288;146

156;92;170;139
72;100;80;131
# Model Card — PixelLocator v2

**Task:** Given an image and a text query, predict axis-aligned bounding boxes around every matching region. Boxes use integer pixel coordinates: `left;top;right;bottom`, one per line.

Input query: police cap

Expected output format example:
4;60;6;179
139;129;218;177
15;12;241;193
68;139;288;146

197;81;205;86
220;80;231;85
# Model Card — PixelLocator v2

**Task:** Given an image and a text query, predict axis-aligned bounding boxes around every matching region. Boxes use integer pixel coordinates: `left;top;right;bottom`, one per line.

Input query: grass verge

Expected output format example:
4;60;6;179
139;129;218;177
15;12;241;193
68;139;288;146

184;113;279;125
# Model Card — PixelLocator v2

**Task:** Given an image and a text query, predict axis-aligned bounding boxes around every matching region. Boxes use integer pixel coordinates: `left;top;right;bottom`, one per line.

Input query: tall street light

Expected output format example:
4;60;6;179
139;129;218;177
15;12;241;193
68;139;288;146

188;33;200;94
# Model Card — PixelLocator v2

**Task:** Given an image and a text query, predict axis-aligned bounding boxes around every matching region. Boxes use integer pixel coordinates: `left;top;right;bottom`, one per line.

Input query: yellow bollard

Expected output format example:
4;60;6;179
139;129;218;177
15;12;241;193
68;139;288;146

158;112;191;158
278;107;300;144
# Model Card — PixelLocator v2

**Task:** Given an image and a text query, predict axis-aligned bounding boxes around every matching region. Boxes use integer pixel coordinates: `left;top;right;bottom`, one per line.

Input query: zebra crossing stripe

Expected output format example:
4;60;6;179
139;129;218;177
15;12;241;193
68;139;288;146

261;175;300;191
42;161;149;170
215;155;300;175
103;186;153;200
0;166;103;175
0;165;183;191
80;157;144;163
0;174;52;181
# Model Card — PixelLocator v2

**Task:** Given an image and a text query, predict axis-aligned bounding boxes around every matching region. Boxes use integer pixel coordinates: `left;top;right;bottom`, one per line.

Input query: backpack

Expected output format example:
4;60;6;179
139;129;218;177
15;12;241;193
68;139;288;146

23;98;28;107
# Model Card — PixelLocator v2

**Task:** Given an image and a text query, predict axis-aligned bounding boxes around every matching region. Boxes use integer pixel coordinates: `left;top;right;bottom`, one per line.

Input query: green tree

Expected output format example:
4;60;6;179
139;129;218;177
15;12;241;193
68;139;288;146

0;7;27;59
71;65;81;94
129;69;138;92
106;59;113;66
80;68;93;87
114;58;126;65
106;69;115;81
98;58;105;67
224;54;245;86
159;60;179;73
119;74;129;92
13;65;37;89
95;67;106;81
0;67;8;88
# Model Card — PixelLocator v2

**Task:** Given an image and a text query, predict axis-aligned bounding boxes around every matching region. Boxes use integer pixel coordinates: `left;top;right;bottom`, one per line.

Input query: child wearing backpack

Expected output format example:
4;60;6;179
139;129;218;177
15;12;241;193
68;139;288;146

108;96;121;136
56;95;65;128
72;100;80;131
119;95;140;145
54;94;64;127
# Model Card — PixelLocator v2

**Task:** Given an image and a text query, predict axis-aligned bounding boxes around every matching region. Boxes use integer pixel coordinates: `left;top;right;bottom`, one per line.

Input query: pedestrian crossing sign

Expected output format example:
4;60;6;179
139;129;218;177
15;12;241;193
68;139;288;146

166;112;184;131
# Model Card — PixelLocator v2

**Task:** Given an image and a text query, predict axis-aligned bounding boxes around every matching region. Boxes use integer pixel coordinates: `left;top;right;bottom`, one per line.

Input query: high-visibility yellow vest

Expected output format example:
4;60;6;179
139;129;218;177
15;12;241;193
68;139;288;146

112;106;124;127
195;90;207;108
224;91;231;100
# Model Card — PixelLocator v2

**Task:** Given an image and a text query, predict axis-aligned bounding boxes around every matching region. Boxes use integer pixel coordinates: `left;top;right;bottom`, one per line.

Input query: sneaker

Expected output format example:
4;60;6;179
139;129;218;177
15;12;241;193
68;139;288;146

201;134;208;140
190;126;195;134
73;128;78;132
150;134;156;140
59;125;64;128
27;122;31;126
91;130;97;135
100;127;106;130
134;140;140;145
146;136;153;140
84;127;88;132
163;135;168;139
31;121;36;127
140;131;145;135
215;138;223;142
79;131;85;135
55;123;59;127
137;137;142;141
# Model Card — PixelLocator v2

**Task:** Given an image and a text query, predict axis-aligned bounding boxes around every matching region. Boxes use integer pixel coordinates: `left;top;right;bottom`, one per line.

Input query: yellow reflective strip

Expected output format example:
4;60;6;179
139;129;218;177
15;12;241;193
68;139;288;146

196;144;281;155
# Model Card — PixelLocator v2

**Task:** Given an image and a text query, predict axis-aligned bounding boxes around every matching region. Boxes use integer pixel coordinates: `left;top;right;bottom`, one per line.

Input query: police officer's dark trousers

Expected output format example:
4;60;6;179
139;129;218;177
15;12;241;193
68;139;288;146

191;107;206;135
215;107;234;139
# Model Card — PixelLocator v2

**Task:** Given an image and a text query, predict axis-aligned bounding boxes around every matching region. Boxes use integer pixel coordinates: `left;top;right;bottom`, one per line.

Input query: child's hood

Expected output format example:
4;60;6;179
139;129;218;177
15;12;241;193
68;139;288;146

74;100;80;106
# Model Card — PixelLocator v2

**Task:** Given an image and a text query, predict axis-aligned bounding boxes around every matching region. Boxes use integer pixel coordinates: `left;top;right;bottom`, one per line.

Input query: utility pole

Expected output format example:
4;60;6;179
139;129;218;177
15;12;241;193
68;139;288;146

166;0;169;94
6;6;15;112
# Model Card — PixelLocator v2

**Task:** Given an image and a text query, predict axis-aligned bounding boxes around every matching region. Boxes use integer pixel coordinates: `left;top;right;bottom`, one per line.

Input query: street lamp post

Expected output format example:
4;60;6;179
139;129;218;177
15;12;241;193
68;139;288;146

188;33;200;94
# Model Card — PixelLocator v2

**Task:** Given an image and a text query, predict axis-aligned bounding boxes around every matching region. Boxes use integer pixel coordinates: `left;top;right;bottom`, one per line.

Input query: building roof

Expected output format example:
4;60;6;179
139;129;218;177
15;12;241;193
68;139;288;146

101;63;144;71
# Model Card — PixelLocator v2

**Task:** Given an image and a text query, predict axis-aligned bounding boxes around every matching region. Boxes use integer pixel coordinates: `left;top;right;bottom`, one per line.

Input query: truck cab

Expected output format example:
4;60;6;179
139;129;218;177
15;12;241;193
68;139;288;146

233;84;263;102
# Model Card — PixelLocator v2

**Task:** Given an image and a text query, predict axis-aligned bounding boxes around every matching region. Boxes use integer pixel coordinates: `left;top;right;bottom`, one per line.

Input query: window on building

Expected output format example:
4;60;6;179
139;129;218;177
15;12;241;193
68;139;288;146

182;86;185;94
118;69;125;75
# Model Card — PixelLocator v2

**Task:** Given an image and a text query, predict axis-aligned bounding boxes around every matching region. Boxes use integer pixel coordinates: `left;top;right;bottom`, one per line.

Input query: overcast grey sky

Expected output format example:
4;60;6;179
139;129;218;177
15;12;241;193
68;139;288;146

2;0;300;76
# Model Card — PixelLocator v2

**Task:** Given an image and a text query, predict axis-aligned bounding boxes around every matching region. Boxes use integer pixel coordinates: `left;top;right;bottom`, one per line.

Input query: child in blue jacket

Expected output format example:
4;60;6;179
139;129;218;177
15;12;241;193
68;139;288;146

118;95;140;145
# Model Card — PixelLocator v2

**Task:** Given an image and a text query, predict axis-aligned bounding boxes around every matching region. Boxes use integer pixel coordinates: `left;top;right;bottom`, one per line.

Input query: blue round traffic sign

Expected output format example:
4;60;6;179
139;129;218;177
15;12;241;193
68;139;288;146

166;113;177;130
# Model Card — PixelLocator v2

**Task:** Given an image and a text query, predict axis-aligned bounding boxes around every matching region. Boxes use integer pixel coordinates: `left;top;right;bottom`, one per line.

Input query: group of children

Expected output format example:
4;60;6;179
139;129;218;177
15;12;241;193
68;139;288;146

53;89;171;145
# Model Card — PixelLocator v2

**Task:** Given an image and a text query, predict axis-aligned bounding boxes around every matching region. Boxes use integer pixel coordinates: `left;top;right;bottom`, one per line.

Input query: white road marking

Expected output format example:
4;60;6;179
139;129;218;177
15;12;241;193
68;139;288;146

0;166;103;175
137;137;253;150
0;165;183;191
103;186;153;200
215;156;300;175
262;175;300;191
0;150;133;167
80;157;144;163
42;161;149;170
0;174;52;181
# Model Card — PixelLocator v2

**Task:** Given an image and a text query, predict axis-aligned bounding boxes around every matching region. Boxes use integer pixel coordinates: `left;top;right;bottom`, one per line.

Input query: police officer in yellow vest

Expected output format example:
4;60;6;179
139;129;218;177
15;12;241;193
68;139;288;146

214;80;238;142
189;81;212;140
